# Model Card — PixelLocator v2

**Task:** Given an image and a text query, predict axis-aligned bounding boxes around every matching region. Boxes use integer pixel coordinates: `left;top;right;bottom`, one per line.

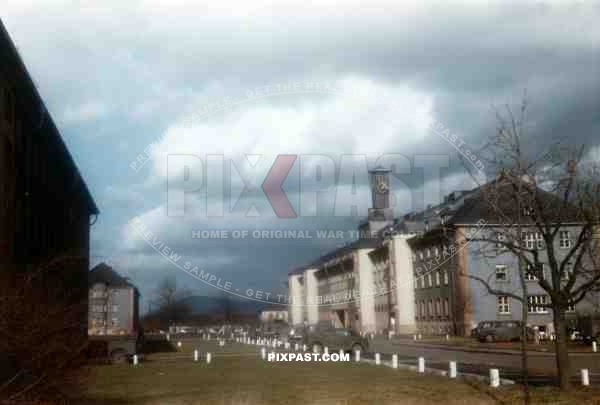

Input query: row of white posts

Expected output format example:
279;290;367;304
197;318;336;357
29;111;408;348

163;334;596;386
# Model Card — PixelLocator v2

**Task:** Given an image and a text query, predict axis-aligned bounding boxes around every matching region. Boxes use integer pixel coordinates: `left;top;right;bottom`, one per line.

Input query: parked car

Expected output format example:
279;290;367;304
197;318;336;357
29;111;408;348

303;325;368;354
473;320;534;343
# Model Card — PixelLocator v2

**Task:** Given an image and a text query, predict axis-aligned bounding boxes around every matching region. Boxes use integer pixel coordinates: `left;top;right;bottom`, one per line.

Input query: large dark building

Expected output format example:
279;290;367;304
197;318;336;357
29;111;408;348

0;19;98;294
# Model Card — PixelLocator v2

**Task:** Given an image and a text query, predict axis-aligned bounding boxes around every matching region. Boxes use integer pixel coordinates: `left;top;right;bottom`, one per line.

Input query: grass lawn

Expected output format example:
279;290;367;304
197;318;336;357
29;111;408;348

79;339;600;405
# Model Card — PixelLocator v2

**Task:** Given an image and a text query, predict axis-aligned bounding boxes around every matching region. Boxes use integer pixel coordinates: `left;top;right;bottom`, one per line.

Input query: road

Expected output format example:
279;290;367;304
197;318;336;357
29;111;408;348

370;338;600;385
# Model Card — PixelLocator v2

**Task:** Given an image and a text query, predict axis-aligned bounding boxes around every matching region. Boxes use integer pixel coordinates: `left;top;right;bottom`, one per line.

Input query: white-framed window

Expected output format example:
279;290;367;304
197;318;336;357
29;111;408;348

527;295;549;314
435;271;440;286
434;247;439;257
427;273;432;287
443;269;449;285
535;233;544;249
525;232;535;249
426;248;431;258
495;265;509;282
525;263;544;281
559;231;572;249
497;296;510;314
443;298;449;317
428;300;433;316
562;261;573;281
419;250;423;260
435;298;441;316
425;222;430;232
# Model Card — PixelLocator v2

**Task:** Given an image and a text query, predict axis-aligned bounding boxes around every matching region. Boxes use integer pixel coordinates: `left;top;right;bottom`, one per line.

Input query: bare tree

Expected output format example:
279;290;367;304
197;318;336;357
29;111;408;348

460;97;600;391
153;275;192;327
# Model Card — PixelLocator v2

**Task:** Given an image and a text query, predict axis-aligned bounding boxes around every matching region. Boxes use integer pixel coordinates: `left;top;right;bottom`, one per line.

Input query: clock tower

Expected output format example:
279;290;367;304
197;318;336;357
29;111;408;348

367;167;394;233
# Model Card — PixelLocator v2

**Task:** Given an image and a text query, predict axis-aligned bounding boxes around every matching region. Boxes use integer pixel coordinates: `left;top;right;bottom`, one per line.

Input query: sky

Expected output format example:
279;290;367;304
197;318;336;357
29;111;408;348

3;0;599;309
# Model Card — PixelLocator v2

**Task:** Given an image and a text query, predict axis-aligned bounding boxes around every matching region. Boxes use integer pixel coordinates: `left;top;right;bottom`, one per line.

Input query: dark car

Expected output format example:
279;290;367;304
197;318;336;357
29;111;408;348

303;325;368;354
473;320;533;343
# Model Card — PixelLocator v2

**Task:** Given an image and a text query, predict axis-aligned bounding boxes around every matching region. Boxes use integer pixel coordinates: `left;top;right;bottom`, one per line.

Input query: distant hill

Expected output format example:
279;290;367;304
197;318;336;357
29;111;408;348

180;295;269;315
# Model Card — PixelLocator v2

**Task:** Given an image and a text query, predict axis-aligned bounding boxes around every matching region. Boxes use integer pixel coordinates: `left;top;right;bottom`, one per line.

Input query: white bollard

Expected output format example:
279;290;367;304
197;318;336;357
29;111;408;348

324;347;329;355
581;369;590;386
449;361;457;378
375;353;381;365
392;354;398;369
261;347;266;360
355;350;361;362
133;354;138;366
418;357;425;373
489;369;500;387
194;350;198;362
593;342;597;353
206;352;212;364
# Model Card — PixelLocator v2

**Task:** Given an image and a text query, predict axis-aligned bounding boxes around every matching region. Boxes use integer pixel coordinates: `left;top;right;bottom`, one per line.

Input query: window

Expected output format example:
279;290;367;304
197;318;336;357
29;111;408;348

435;299;441;316
535;233;544;249
566;301;576;312
527;295;549;314
562;261;573;281
525;232;535;249
495;265;508;282
419;250;423;260
412;252;417;261
559;231;572;249
441;215;449;225
525;264;544;281
111;318;119;327
425;222;430;232
435;271;440;286
443;269;449;285
428;300;433;317
426;248;431;258
443;298;449;317
523;206;533;216
497;296;510;314
434;247;439;257
427;273;432;287
111;305;119;313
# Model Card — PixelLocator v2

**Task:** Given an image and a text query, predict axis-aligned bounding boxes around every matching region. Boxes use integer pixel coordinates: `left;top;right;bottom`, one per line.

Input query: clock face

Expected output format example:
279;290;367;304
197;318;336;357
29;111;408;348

374;175;388;193
377;182;388;193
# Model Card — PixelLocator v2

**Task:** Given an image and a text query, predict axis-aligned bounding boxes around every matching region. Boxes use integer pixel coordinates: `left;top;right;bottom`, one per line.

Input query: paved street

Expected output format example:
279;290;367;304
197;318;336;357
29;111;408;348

370;338;600;385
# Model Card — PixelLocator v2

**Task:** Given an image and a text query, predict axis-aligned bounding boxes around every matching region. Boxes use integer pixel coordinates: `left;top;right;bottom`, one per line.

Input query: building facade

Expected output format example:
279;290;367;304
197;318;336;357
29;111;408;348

0;20;98;333
88;263;140;337
289;170;598;336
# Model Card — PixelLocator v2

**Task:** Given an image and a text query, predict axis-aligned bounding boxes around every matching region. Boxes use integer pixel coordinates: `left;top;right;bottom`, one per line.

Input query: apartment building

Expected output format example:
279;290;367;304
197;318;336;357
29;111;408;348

88;263;140;336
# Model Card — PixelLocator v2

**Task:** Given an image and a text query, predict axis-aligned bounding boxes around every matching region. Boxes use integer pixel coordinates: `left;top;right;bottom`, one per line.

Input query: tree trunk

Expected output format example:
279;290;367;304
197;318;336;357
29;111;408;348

552;305;571;390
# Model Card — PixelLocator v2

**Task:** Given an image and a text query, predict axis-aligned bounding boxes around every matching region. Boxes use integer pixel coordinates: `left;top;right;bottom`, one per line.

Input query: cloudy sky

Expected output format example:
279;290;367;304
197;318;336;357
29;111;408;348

3;0;599;308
